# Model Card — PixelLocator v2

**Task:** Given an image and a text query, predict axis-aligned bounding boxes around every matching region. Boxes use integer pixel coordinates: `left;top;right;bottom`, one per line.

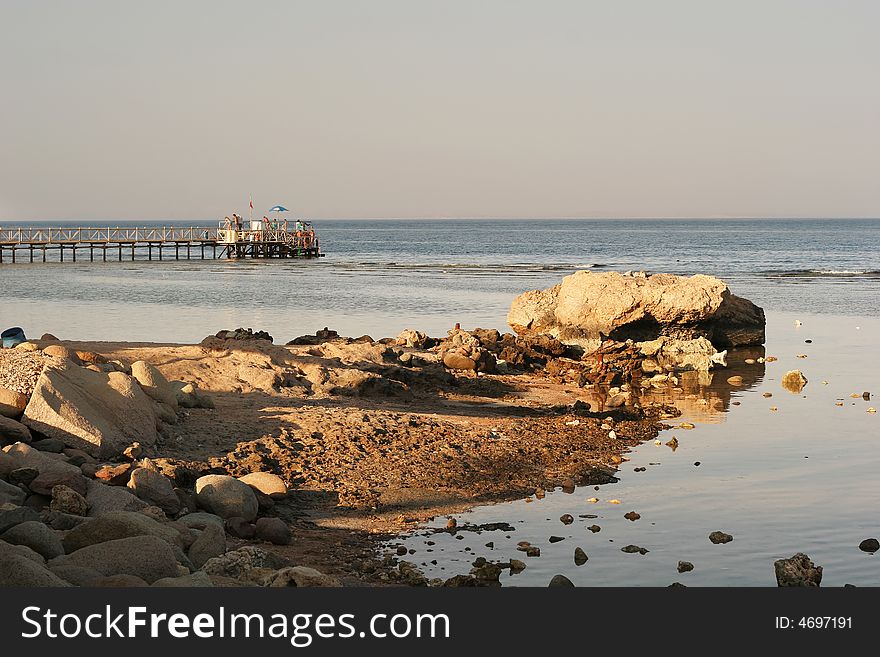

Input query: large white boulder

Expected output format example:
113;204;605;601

21;360;158;458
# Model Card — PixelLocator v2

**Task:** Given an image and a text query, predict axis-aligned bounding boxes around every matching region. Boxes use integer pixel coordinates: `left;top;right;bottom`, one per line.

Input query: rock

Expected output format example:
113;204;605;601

0;415;32;444
2;442;82;476
49;564;105;586
395;329;432;349
255;517;291;545
0;551;71;586
548;574;575;587
509;271;765;350
94;463;133;485
201;546;290;580
726;376;744;385
42;510;90;530
525;546;541;557
92;574;150;587
225;517;256;539
560;514;574;525
624;511;641;521
0;387;29;419
548;535;565;543
709;531;733;544
152;571;215;587
51;535;180;584
0;505;41;533
62;510;184;553
42;344;82;364
621;545;649;555
509;559;526;573
29;469;88;497
130;361;178;410
30;437;65;453
85;479;148;516
574;547;588;565
238;472;288;499
8;467;38;486
127;468;180;515
774;553;823;587
1;520;65;560
21;360;158;458
153;401;178;425
442;352;477;371
587;524;601;533
188;523;226;569
178;512;225;531
40;333;60;342
443;574;479;587
264;566;341;587
678;561;694;573
858;538;879;553
782;370;808;394
0;478;26;505
49;484;89;516
195;475;259;521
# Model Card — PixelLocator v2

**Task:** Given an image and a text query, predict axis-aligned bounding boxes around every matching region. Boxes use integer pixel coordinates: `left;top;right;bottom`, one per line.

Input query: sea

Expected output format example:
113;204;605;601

1;218;878;342
2;217;879;586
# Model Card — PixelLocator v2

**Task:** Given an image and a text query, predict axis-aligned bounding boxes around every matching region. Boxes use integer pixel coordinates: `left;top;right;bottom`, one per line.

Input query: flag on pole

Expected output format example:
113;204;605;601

249;197;254;210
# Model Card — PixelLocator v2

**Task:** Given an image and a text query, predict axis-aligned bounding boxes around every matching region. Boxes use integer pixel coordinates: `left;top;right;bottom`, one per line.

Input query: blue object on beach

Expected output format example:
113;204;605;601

268;205;288;212
1;327;26;349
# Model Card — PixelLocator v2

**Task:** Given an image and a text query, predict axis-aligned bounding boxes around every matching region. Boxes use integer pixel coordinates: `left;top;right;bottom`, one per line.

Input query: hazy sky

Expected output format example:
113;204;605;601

1;1;878;221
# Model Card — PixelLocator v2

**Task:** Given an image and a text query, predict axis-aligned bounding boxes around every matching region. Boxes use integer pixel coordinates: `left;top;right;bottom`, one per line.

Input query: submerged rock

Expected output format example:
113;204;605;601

709;531;733;544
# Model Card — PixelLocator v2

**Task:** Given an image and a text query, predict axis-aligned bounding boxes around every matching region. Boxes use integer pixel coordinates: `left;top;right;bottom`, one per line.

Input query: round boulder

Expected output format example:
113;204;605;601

195;475;258;522
255;517;291;545
238;472;288;500
1;520;65;560
127;467;181;515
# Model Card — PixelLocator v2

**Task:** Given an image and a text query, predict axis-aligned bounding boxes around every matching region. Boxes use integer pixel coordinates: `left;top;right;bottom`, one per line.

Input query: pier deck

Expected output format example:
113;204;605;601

0;226;323;263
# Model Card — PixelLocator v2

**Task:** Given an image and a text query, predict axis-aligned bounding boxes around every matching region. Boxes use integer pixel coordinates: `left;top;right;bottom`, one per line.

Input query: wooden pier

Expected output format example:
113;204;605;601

0;226;323;264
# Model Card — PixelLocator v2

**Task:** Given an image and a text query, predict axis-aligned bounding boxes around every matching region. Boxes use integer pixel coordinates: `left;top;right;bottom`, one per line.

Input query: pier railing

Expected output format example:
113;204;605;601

0;226;218;244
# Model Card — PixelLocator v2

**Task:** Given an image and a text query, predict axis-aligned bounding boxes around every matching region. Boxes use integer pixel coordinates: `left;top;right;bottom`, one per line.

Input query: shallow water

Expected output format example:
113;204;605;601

1;218;879;342
389;312;880;586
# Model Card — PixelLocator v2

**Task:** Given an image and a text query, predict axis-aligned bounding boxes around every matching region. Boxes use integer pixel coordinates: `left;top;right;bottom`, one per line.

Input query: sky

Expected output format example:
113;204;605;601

1;0;878;221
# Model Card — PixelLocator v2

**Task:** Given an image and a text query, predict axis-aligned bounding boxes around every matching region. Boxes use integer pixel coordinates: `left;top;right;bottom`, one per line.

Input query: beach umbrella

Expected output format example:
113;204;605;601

269;205;288;212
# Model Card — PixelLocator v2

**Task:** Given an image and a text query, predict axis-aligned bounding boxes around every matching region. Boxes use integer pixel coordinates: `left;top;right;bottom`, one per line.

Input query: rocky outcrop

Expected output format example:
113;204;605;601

438;329;497;373
774;553;822;587
508;271;765;351
21;360;158;459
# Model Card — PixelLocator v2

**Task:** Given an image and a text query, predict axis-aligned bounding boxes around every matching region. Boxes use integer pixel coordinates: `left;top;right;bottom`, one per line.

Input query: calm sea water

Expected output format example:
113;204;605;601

1;218;878;342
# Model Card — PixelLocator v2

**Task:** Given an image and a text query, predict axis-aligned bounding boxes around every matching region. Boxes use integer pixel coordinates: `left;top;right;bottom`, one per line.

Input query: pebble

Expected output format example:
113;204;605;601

677;561;694;573
762;392;773;398
796;354;808;359
727;376;743;385
525;546;541;557
574;547;588;565
446;518;457;529
868;408;877;414
654;440;662;445
835;402;844;407
679;422;695;430
694;461;701;467
665;437;679;450
766;356;778;362
548;536;565;543
561;478;576;493
864;392;871;400
744;359;755;365
621;545;649;555
586;497;599;503
587;525;601;533
560;514;574;525
624;511;641;521
770;406;778;412
608;499;621;505
609;431;617;440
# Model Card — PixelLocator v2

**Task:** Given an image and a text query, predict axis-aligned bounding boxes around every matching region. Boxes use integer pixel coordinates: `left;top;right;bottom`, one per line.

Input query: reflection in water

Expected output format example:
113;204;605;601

580;346;766;424
388;314;880;586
